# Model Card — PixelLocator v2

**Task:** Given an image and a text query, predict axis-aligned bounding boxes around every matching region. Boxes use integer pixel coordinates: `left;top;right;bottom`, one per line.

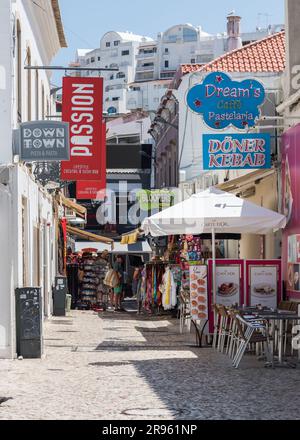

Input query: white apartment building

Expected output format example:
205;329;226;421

73;16;283;115
74;31;154;114
0;0;66;358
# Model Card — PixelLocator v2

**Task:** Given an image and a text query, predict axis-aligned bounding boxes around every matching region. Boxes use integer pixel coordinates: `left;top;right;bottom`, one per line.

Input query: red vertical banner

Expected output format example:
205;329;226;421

61;77;104;181
76;120;107;200
76;181;106;200
102;119;106;184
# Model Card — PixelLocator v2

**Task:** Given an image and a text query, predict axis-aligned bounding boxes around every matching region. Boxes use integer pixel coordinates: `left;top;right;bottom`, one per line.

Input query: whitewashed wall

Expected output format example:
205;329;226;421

0;165;56;358
0;0;12;165
0;181;14;358
11;0;56;127
0;0;62;358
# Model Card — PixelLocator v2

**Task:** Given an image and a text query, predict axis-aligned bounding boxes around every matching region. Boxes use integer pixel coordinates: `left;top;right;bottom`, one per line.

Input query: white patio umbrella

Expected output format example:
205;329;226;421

142;187;286;305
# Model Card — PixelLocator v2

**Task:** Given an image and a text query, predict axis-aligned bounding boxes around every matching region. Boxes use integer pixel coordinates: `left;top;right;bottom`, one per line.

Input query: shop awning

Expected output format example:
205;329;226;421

56;194;87;219
216;169;276;193
66;225;114;245
75;240;152;254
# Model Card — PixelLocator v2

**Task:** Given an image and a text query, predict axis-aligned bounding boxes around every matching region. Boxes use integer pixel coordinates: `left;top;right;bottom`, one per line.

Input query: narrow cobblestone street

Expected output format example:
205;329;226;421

0;310;299;420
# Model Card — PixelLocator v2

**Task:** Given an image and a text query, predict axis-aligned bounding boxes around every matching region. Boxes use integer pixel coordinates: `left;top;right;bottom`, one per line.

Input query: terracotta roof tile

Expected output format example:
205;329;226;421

180;31;285;75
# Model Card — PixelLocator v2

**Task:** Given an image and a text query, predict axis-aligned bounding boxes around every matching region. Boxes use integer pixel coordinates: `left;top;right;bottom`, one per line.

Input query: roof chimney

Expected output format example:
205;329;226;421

227;12;242;52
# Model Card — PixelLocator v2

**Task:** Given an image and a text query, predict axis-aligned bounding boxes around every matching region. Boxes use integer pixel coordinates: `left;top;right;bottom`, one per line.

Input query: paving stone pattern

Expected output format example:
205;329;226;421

0;310;299;420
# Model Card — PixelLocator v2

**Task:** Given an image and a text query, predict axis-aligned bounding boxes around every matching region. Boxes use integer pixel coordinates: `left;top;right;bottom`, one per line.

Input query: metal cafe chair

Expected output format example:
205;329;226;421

217;305;231;353
232;314;272;369
213;304;234;352
212;304;221;349
227;309;241;359
276;302;299;358
278;301;292;356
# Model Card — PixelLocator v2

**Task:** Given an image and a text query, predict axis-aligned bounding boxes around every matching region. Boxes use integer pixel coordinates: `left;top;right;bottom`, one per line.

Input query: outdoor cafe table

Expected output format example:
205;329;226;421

255;311;300;367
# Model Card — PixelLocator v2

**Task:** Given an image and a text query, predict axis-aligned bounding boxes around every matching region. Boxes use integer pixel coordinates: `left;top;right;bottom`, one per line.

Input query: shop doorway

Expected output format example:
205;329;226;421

112;253;150;298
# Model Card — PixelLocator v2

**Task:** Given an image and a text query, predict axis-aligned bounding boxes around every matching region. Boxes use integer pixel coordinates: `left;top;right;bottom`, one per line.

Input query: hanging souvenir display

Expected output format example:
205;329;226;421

159;266;177;311
179;235;203;262
143;262;181;313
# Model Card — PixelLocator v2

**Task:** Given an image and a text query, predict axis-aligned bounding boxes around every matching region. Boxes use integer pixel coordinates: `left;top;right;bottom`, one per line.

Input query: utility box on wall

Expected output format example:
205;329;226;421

53;276;68;316
15;288;43;359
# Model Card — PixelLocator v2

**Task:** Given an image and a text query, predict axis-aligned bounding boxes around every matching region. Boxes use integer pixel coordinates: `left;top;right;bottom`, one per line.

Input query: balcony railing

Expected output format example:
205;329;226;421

136;65;155;72
135;74;155;81
136;52;156;59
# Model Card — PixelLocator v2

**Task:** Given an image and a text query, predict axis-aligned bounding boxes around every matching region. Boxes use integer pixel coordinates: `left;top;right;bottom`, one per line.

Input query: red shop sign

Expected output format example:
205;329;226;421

76;181;106;200
61;77;104;181
76;120;106;200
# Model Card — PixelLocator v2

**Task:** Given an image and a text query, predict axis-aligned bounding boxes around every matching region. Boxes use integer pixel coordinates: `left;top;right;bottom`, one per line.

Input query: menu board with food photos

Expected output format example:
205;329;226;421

249;266;277;308
246;260;281;308
208;260;244;333
189;265;208;321
215;265;241;307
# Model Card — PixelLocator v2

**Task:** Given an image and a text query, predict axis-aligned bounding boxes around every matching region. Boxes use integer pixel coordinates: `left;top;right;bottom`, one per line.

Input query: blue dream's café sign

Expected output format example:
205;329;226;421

202;133;271;170
186;72;265;130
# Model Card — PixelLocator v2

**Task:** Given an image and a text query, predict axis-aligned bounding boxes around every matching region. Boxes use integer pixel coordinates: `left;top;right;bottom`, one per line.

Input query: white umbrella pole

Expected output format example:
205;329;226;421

212;226;216;306
211;226;218;338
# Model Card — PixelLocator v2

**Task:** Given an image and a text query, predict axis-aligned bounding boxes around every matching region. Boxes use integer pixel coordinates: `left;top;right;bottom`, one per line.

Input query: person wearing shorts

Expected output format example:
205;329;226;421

113;255;124;311
113;284;122;310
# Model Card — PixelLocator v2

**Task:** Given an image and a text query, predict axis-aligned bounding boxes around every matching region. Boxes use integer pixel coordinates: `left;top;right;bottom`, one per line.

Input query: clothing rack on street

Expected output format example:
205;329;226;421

144;262;180;315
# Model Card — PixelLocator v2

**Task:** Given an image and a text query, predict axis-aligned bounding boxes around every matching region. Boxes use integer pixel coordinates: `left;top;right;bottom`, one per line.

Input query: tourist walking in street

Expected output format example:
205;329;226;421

113;255;124;311
132;265;142;299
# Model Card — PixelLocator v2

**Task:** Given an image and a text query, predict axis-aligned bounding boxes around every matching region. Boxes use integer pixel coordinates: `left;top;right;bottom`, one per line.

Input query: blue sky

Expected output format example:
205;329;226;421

52;0;284;85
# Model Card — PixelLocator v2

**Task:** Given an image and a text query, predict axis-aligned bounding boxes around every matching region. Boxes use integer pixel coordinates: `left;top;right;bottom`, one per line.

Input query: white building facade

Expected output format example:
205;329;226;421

0;0;66;358
73;18;283;115
74;31;154;114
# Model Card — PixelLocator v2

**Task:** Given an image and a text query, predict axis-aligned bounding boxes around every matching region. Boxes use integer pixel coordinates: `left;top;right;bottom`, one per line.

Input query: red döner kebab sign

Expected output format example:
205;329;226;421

61;77;104;181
